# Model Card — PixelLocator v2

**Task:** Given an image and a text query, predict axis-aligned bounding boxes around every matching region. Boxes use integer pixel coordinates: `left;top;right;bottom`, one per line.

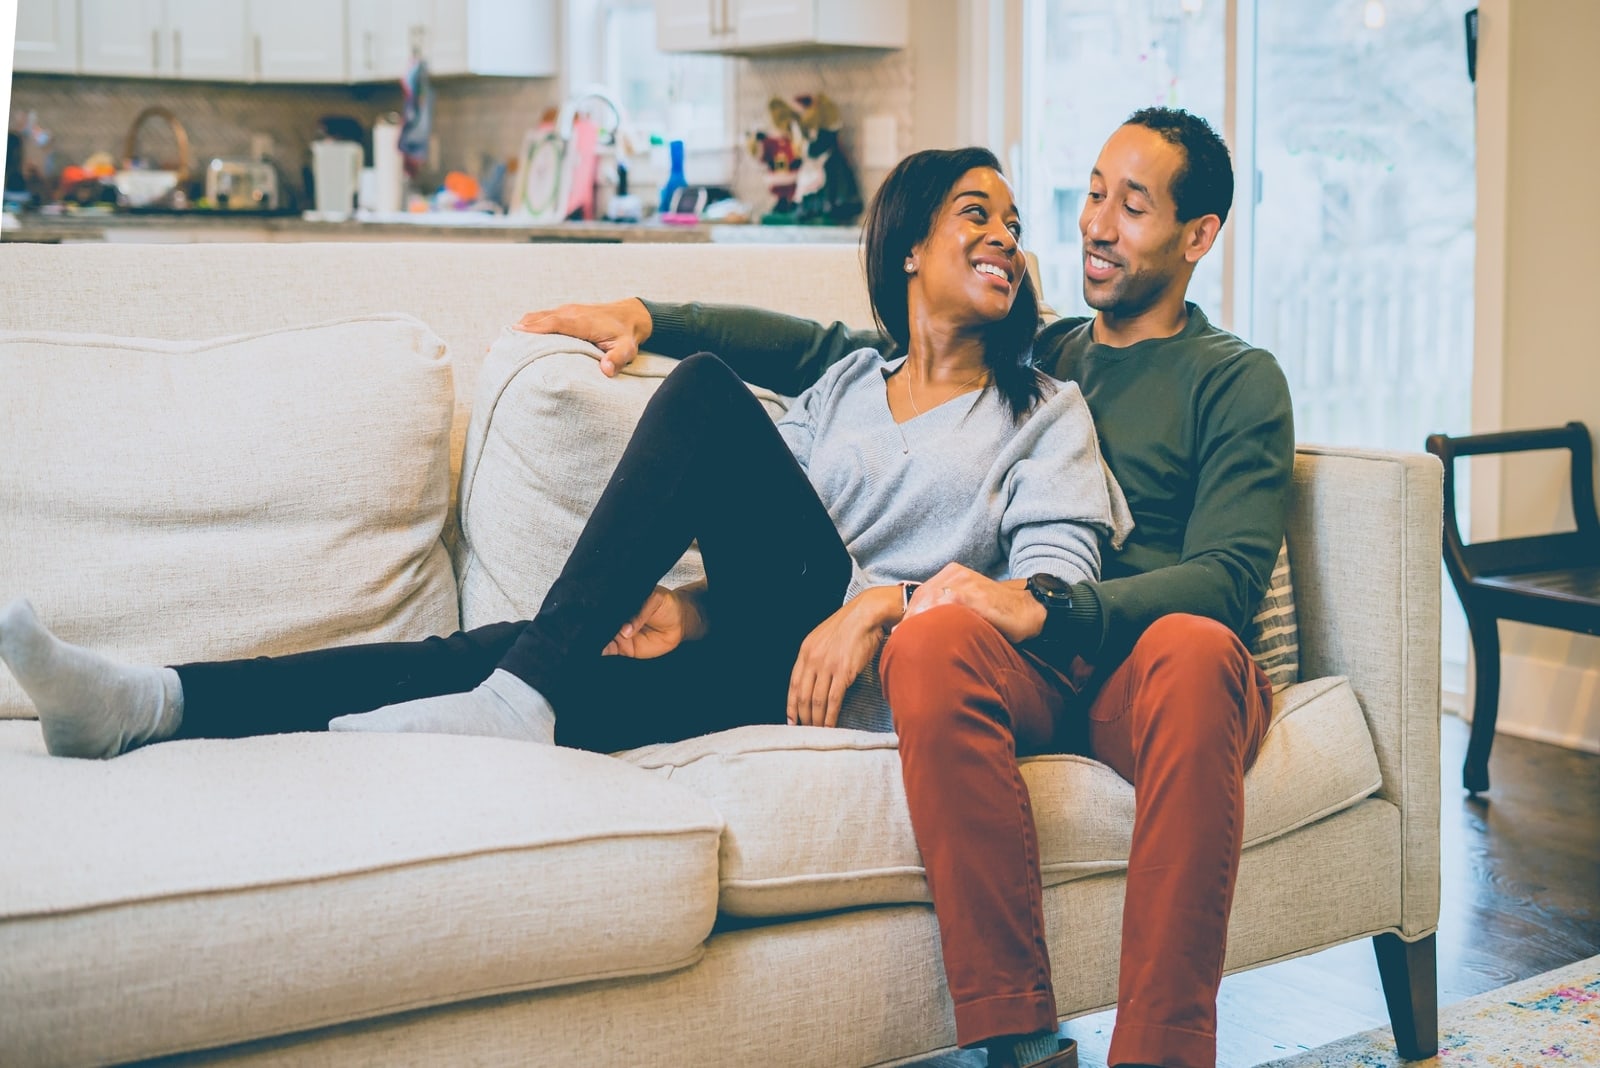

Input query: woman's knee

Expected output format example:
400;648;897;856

666;351;737;389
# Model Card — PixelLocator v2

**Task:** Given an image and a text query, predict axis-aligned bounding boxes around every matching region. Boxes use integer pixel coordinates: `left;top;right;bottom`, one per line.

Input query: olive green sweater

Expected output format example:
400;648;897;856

641;299;1294;666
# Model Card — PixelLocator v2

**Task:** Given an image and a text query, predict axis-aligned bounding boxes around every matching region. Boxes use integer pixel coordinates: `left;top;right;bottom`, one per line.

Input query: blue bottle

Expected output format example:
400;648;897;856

658;139;687;214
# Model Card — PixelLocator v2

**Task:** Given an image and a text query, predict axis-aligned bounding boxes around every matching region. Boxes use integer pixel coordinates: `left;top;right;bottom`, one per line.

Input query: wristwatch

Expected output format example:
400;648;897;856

1025;573;1074;643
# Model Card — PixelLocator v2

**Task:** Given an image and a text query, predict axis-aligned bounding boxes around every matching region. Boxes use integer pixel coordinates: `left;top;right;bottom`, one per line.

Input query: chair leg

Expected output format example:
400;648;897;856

1373;932;1438;1060
1463;612;1501;794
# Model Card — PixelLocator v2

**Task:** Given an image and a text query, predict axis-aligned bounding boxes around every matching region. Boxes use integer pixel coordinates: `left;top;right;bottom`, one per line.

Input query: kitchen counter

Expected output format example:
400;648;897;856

0;210;863;246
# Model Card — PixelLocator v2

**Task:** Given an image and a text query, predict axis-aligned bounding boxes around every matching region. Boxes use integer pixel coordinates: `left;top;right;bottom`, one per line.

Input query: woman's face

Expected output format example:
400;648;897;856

907;166;1025;329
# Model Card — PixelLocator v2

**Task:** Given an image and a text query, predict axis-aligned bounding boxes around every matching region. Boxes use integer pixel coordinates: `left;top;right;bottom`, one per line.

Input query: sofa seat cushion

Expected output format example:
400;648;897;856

620;674;1381;917
0;315;462;722
0;721;724;1068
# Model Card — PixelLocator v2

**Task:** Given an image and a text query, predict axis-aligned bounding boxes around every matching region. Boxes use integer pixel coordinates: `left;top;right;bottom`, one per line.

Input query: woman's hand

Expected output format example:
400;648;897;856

787;587;900;727
603;585;707;659
514;298;653;377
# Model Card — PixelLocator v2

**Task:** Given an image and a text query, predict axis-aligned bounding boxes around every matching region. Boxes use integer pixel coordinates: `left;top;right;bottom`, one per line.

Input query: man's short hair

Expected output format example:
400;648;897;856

1123;107;1234;226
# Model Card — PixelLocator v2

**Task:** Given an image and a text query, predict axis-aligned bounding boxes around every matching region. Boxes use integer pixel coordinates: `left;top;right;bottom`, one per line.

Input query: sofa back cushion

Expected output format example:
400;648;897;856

0;316;460;719
454;330;790;626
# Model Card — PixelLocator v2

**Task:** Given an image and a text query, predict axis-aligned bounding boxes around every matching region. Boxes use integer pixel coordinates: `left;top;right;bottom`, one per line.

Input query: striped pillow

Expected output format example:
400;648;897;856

1245;541;1300;690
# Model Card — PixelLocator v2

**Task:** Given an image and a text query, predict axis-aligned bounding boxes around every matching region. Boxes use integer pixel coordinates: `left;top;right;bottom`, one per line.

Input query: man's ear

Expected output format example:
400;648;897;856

1184;213;1223;264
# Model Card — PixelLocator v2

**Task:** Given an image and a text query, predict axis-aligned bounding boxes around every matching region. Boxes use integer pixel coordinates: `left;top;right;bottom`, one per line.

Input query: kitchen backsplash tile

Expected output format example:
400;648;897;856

730;49;913;219
9;73;559;206
10;75;403;204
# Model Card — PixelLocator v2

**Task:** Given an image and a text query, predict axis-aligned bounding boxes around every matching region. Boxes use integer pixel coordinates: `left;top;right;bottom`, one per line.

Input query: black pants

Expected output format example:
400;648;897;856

174;354;853;753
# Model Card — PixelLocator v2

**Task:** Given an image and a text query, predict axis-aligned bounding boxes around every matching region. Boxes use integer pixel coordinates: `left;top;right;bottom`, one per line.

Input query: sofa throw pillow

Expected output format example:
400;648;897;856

454;329;791;628
0;316;460;719
1245;540;1300;690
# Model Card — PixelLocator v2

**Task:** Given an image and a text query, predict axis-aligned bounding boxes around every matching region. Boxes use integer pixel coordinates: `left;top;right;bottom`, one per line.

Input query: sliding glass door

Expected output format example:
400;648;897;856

1251;0;1477;453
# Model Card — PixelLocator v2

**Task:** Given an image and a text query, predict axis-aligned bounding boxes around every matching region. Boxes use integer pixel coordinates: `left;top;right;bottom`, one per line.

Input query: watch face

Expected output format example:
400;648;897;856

1029;574;1073;605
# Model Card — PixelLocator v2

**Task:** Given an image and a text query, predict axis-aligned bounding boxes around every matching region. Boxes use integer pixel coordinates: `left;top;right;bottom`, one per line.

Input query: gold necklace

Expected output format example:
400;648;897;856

906;365;991;417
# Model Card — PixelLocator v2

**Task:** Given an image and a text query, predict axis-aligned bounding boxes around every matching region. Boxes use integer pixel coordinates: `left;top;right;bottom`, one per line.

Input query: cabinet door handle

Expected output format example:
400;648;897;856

364;31;374;73
253;33;262;79
173;29;182;74
151;29;160;73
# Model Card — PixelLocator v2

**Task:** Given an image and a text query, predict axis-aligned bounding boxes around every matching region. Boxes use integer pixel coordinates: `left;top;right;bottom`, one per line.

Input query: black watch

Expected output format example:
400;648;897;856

1025;573;1074;643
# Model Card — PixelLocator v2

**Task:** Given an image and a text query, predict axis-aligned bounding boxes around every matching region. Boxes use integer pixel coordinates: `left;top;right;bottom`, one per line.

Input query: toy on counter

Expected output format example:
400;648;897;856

747;99;804;222
747;93;862;226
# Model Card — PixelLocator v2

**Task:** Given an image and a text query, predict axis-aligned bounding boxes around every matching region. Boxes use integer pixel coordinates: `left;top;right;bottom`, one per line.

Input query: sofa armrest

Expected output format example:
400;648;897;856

1287;444;1442;938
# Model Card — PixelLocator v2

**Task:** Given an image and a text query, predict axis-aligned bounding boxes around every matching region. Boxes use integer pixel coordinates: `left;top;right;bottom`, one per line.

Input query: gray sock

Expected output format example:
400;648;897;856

0;598;185;759
328;668;556;745
996;1031;1062;1067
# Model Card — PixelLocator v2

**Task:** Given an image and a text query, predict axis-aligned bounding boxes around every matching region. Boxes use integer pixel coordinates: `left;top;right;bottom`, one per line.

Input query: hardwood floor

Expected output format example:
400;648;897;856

914;713;1600;1067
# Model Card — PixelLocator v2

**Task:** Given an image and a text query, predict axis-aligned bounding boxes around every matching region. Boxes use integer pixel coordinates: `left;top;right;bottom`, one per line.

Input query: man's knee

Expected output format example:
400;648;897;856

1127;614;1261;734
882;604;998;678
881;604;1005;728
1136;613;1251;675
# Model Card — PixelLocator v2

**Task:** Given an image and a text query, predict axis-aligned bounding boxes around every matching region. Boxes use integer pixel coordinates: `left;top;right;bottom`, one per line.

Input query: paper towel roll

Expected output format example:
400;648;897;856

372;118;404;213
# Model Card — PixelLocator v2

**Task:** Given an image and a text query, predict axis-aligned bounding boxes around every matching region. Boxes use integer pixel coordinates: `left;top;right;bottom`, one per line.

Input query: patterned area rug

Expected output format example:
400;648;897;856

1259;955;1600;1066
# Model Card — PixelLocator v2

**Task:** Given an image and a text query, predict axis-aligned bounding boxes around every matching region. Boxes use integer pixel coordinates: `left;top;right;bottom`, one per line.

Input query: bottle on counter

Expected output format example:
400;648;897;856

657;140;686;215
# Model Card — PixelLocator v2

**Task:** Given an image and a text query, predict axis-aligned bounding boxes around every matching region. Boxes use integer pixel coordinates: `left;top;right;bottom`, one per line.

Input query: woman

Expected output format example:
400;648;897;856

2;149;1124;1065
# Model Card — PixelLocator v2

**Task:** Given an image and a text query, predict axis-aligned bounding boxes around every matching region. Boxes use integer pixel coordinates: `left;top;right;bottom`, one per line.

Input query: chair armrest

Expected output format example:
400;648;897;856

1288;444;1443;937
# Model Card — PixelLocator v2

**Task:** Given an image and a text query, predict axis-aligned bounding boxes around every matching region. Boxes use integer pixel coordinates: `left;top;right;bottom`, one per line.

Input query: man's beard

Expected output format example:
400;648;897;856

1083;266;1168;318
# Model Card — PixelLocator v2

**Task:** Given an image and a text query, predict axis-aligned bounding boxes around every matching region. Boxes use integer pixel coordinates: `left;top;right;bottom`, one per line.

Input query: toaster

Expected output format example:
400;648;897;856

204;158;280;211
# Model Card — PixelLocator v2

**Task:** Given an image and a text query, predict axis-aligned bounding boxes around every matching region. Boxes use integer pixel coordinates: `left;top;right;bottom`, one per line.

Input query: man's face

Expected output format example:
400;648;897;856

1078;123;1195;318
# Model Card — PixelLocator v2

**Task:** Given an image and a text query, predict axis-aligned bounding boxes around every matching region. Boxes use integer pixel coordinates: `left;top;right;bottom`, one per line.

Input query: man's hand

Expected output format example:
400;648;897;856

904;563;1049;645
515;297;653;377
787;587;900;728
603;585;707;659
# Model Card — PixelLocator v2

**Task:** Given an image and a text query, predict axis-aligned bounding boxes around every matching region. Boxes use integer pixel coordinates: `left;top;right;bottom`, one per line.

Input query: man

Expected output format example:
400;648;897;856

520;108;1293;1068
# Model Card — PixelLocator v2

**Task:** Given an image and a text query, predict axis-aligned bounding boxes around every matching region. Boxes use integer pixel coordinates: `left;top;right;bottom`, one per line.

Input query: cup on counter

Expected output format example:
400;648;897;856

310;139;362;219
357;168;379;213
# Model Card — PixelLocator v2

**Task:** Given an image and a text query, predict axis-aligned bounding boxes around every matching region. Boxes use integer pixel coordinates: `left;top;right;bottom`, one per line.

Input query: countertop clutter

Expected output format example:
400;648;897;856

0;210;862;245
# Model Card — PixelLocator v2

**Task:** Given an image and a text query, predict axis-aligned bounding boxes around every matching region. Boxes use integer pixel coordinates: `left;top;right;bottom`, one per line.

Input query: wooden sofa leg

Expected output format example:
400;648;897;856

1463;613;1501;794
1373;932;1438;1059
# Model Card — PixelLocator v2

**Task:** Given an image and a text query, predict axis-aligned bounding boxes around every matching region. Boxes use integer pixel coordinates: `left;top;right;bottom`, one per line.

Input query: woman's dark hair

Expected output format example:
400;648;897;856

862;147;1046;420
1123;107;1234;225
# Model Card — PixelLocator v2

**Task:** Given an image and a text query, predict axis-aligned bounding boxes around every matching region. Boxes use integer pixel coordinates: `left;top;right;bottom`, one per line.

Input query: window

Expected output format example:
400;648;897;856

598;3;732;152
566;0;734;185
1021;0;1226;320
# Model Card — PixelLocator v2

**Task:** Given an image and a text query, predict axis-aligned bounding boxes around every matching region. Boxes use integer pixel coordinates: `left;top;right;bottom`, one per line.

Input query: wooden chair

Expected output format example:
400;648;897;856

1425;422;1600;794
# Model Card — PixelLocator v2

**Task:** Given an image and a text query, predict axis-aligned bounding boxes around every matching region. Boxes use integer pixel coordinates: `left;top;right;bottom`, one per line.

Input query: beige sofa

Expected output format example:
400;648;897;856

0;242;1442;1067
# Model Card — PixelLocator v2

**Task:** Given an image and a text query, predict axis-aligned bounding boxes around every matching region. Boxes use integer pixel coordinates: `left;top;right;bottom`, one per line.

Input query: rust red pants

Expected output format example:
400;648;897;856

879;606;1273;1068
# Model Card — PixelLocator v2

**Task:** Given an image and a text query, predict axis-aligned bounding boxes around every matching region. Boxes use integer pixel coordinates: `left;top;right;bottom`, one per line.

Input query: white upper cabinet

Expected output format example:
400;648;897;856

165;0;249;80
80;0;248;80
80;0;166;77
14;0;79;74
31;0;550;84
655;0;907;54
348;0;431;82
250;0;347;82
349;0;555;82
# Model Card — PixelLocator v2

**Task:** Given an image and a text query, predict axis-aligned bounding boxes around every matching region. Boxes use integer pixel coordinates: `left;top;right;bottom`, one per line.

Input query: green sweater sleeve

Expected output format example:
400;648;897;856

641;300;891;397
1071;349;1295;664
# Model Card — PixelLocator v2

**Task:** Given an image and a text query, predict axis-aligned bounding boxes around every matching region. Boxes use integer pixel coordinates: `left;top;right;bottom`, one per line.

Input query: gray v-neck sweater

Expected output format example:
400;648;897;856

775;348;1133;730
